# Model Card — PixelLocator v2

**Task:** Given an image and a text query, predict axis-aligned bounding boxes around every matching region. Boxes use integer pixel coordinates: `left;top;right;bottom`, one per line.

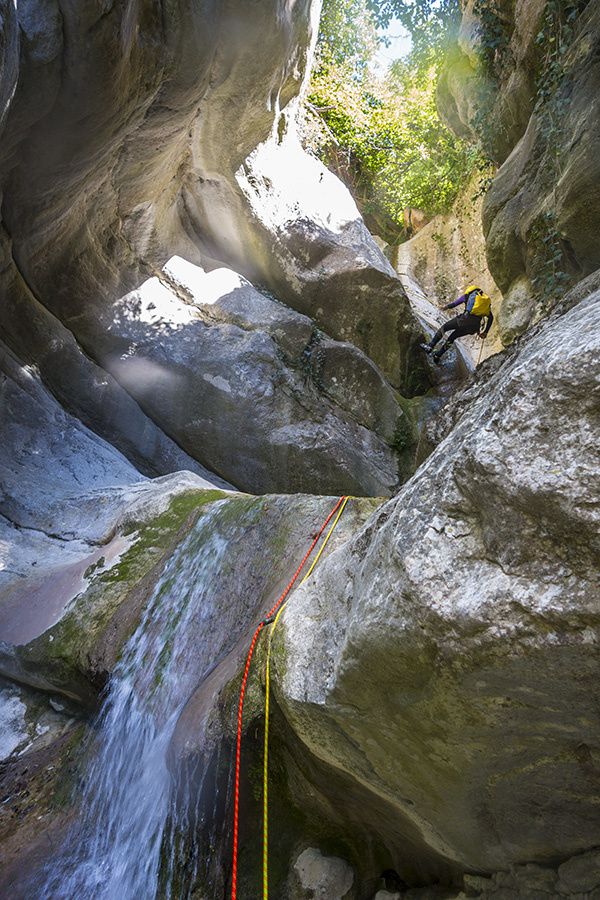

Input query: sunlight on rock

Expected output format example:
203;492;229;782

163;256;247;306
0;539;9;572
0;685;28;760
109;354;185;400
116;277;197;328
237;126;361;235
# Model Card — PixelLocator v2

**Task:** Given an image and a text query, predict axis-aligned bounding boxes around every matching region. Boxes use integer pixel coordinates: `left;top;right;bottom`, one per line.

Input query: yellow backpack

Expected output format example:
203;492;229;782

465;285;492;316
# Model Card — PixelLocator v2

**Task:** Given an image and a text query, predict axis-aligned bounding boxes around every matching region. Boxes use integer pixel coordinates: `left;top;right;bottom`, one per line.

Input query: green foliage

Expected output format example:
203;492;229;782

530;0;587;305
391;413;413;454
530;210;571;303
472;1;513;74
366;0;461;62
304;0;482;236
534;0;587;126
318;0;379;68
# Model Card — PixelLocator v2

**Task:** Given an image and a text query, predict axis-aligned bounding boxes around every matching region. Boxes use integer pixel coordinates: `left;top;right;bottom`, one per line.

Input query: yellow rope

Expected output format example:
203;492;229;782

299;496;350;586
477;334;486;366
262;496;350;899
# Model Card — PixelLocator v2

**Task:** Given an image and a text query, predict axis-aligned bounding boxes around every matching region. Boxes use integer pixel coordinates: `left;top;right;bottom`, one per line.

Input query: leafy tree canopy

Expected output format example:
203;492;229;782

303;0;482;240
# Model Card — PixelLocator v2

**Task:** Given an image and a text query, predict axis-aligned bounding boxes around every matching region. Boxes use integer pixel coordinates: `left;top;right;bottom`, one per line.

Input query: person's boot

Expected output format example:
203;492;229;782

432;341;450;364
420;341;434;354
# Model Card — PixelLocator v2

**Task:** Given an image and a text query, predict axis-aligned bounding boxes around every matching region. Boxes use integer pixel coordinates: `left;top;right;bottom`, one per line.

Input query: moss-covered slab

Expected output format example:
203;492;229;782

0;487;228;706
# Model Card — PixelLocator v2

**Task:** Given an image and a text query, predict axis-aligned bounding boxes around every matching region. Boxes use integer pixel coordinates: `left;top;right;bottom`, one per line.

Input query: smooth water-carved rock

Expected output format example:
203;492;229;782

0;243;224;483
274;287;600;877
438;0;544;165
0;0;425;499
97;256;404;495
0;0;18;133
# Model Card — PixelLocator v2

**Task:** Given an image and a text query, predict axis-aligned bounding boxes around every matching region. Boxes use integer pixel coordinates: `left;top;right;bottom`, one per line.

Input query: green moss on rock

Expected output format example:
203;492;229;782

19;489;228;704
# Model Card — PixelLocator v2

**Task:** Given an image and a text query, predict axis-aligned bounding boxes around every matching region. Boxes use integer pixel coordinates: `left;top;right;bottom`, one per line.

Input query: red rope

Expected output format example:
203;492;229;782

230;496;346;900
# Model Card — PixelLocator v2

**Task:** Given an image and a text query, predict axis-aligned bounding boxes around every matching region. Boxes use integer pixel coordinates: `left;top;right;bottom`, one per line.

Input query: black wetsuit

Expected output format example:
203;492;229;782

430;312;485;348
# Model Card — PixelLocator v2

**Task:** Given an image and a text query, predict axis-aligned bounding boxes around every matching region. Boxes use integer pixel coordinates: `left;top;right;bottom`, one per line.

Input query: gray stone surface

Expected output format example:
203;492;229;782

0;1;598;896
440;3;600;322
98;258;403;496
275;288;600;875
0;0;426;501
557;849;600;894
0;335;226;657
438;0;545;165
0;242;229;485
292;847;355;899
0;677;75;762
494;276;535;346
0;0;18;133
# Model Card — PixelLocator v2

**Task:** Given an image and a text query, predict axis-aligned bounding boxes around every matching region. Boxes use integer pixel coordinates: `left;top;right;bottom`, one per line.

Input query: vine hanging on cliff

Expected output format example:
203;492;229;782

529;0;589;305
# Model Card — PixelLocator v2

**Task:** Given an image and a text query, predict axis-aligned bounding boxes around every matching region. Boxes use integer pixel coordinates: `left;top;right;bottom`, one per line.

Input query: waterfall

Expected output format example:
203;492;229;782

39;501;238;900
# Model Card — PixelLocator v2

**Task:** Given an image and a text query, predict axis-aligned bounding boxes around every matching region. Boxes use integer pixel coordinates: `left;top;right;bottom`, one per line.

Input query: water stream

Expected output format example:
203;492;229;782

39;502;236;899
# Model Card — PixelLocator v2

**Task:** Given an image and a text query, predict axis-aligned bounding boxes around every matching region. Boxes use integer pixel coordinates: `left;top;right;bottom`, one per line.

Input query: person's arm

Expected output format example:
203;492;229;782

443;294;466;310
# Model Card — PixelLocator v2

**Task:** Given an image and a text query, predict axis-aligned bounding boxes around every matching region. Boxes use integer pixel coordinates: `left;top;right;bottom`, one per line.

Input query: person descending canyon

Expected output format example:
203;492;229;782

421;284;494;363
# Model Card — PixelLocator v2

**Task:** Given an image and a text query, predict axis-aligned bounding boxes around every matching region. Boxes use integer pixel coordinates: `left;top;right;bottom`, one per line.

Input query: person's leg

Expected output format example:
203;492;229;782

421;316;462;353
432;315;479;361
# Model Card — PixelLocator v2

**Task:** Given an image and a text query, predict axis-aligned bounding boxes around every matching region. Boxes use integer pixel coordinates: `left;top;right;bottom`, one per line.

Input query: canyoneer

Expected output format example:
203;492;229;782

421;284;494;363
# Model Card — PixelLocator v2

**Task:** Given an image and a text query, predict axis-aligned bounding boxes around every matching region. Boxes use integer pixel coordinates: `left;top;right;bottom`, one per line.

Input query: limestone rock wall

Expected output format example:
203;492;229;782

439;1;600;323
273;281;600;882
1;2;599;897
394;174;504;360
0;0;427;498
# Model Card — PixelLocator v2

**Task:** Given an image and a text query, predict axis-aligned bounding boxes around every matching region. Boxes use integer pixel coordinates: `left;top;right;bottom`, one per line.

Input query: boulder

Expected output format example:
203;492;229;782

274;286;600;877
96;256;404;496
291;847;355;899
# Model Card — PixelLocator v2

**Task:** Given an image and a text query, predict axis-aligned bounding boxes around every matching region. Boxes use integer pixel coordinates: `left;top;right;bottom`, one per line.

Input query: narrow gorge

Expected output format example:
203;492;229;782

0;2;598;899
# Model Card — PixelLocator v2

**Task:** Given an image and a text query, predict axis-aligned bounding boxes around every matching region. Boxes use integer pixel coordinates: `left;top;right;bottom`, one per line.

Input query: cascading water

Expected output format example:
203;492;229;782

39;501;238;900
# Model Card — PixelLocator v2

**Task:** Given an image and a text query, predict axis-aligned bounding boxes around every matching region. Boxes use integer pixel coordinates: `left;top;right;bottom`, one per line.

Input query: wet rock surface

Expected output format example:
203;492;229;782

0;491;379;897
0;0;598;897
